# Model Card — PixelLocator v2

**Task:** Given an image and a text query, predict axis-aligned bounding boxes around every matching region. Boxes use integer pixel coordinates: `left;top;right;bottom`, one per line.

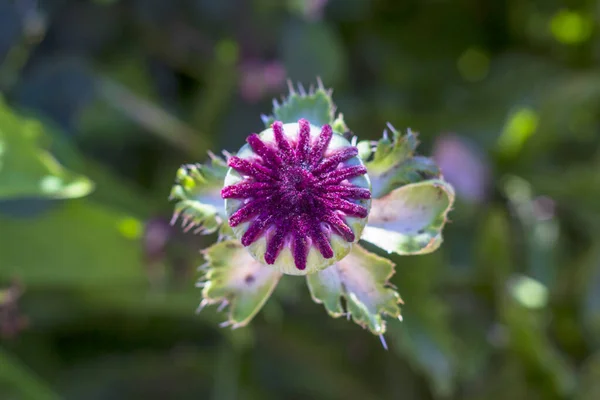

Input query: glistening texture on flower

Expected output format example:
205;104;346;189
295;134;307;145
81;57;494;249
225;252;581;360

222;120;371;275
170;80;454;339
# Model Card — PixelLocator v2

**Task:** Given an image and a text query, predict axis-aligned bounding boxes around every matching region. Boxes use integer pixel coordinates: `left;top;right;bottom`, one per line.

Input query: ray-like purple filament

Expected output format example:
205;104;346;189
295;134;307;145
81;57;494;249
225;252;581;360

222;119;370;271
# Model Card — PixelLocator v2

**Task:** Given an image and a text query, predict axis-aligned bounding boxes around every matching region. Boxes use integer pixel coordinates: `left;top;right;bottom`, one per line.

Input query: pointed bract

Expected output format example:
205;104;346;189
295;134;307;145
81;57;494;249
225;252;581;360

307;244;402;335
359;126;441;198
169;155;229;236
201;240;282;328
361;180;455;255
262;80;348;133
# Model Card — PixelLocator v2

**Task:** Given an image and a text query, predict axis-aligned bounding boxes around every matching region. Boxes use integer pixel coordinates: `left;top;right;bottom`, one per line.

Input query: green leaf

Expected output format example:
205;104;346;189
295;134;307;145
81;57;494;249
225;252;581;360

360;125;441;198
262;80;347;132
306;244;402;335
390;317;455;398
200;240;282;328
0;200;145;286
578;352;600;400
0;348;60;400
0;98;94;199
361;179;454;255
280;22;347;87
169;154;228;235
502;274;577;397
388;251;457;398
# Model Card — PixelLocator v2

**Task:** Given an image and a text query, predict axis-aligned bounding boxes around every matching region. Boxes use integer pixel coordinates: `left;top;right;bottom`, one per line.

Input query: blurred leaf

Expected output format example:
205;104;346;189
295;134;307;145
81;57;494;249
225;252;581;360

211;341;241;400
0;348;60;400
256;326;380;400
0;200;145;285
389;251;456;398
48;130;158;216
496;107;539;159
16;58;95;133
306;244;401;335
581;248;600;346
392;317;454;398
97;78;206;157
0;98;94;200
502;275;577;397
578;352;600;400
503;175;560;287
77;53;158;143
529;159;600;225
190;39;238;141
58;349;214;400
280;21;347;85
474;207;512;288
0;1;21;64
462;358;535;400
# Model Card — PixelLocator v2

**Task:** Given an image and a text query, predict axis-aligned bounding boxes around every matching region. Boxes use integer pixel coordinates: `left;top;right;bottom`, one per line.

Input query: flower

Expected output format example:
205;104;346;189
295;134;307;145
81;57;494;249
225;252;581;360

222;119;370;275
170;80;454;337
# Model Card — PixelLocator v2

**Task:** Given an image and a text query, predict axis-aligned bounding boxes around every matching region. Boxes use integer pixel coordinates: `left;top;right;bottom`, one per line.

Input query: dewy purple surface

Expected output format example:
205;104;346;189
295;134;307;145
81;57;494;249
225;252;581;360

221;119;371;271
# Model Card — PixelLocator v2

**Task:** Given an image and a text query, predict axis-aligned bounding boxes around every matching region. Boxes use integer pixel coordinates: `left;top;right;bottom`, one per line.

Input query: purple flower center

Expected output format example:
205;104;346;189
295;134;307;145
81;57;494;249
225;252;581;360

221;119;371;271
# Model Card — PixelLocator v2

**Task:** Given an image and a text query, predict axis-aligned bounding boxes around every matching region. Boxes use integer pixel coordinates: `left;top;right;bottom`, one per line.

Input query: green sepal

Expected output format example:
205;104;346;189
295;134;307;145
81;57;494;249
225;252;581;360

361;179;455;255
359;124;441;198
169;153;228;235
199;240;282;328
306;244;402;335
0;97;94;199
261;80;348;133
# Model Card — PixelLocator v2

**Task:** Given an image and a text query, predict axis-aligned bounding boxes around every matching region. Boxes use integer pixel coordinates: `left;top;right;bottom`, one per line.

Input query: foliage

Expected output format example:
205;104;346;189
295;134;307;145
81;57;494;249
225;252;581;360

1;0;600;399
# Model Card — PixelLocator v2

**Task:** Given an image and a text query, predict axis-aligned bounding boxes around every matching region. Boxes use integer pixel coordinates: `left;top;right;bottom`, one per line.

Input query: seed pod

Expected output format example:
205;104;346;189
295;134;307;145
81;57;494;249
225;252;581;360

222;119;371;275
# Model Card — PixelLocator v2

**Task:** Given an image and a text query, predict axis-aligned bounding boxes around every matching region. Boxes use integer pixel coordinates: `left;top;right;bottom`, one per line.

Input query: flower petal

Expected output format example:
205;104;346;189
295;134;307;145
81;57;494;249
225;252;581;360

169;155;228;235
306;244;402;335
361;179;455;255
201;240;282;328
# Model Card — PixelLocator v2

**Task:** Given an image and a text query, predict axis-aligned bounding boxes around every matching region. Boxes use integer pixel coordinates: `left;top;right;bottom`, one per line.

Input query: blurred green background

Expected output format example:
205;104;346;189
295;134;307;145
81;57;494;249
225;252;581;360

2;0;600;399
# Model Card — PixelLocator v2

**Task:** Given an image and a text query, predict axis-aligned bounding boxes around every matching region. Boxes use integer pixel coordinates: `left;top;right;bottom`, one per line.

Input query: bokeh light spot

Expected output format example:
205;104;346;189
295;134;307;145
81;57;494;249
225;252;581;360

497;108;539;156
457;47;490;82
509;275;549;309
550;10;592;45
215;40;239;65
40;176;62;194
117;217;143;240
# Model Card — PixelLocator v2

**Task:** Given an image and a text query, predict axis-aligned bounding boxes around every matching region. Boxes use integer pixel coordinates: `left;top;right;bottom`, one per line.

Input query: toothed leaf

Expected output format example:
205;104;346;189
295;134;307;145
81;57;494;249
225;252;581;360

306;244;402;335
0;98;94;199
262;81;347;132
201;240;282;328
170;155;228;235
361;179;455;255
359;126;441;198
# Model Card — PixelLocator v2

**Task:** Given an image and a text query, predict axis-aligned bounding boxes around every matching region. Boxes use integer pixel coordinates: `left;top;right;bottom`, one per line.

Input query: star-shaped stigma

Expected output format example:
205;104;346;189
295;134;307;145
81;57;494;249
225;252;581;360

221;119;371;271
